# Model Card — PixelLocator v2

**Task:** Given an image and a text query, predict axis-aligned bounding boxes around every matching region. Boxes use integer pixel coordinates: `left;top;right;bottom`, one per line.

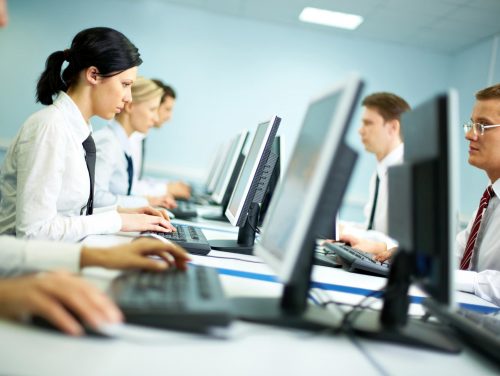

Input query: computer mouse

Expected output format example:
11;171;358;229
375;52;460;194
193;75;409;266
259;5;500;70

31;315;112;338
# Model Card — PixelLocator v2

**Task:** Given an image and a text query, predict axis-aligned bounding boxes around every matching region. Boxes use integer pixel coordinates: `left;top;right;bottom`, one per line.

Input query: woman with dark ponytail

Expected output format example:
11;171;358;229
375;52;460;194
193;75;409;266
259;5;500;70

0;27;175;241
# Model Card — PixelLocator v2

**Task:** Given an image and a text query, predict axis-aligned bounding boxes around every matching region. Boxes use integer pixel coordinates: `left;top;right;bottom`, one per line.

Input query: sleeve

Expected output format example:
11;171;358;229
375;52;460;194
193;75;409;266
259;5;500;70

455;269;500;306
0;235;81;277
15;121;122;242
131;178;167;197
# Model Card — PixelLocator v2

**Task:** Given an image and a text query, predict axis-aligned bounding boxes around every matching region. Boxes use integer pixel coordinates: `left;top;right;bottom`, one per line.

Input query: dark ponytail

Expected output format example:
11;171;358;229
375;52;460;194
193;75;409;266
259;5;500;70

36;27;143;105
36;51;67;105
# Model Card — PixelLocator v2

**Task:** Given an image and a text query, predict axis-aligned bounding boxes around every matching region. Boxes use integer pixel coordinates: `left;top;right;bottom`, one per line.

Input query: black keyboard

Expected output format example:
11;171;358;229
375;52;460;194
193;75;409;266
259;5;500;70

109;265;233;332
143;224;211;255
424;299;500;365
169;201;198;219
324;243;389;277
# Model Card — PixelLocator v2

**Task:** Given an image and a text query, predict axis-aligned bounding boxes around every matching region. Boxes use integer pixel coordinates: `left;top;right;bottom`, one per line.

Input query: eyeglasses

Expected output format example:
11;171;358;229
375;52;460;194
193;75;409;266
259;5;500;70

463;121;500;136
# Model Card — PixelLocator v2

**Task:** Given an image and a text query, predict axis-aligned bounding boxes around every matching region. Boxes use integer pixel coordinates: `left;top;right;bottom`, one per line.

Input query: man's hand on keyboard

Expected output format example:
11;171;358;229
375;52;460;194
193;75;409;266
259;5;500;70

338;233;393;262
81;238;191;271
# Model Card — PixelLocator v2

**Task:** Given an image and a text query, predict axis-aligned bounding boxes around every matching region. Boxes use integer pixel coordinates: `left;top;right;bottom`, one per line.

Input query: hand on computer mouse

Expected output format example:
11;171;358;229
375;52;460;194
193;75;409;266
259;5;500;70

81;238;191;271
0;271;122;336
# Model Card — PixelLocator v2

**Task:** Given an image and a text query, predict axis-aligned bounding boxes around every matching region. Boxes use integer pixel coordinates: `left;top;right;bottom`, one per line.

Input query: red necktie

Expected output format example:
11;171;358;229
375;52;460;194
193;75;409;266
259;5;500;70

460;186;495;270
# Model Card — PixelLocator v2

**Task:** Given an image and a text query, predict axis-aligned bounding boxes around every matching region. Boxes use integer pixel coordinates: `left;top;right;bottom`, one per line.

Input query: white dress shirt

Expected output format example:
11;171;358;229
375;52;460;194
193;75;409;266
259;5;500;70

0;92;122;242
0;235;81;277
94;121;149;208
455;178;500;306
129;131;168;196
363;143;404;235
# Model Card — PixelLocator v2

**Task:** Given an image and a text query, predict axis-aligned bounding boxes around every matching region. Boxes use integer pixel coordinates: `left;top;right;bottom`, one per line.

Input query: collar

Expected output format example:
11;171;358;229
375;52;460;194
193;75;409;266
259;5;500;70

376;143;404;177
53;91;93;143
129;131;147;142
109;119;133;155
491;179;500;198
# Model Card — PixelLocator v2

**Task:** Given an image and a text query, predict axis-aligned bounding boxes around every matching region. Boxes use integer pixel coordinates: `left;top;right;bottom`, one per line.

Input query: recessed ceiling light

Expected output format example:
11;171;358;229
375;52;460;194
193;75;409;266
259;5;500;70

299;7;363;30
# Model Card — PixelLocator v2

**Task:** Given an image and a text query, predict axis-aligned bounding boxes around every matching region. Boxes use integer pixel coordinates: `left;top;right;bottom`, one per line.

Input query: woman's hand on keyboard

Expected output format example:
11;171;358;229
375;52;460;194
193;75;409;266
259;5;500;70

118;205;172;222
81;238;191;271
146;194;178;209
167;181;191;200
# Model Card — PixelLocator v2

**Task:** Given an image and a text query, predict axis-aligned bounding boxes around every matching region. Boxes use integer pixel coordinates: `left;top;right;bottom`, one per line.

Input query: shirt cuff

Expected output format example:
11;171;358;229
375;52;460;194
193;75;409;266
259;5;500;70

25;240;82;273
82;210;122;235
454;270;477;293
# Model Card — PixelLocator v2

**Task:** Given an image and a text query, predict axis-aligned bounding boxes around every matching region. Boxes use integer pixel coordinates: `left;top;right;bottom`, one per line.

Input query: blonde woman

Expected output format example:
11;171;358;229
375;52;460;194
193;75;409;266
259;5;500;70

94;76;177;209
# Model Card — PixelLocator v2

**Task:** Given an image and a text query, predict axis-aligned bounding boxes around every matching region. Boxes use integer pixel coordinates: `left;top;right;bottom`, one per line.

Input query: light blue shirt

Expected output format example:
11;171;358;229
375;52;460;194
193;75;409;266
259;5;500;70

94;120;149;208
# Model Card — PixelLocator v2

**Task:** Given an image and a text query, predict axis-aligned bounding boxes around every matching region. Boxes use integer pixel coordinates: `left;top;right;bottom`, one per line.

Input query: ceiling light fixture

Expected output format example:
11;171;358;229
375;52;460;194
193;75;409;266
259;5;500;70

299;7;363;30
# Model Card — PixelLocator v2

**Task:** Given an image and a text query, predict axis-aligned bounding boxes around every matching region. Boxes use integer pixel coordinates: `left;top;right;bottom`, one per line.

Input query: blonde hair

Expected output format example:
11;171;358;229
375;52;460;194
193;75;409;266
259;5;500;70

131;76;163;102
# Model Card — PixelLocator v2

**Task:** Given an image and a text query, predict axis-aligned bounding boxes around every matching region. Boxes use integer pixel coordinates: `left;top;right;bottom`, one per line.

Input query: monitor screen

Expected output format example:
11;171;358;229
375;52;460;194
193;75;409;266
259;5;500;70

225;116;280;226
211;131;248;204
255;75;363;283
206;140;232;194
204;145;225;191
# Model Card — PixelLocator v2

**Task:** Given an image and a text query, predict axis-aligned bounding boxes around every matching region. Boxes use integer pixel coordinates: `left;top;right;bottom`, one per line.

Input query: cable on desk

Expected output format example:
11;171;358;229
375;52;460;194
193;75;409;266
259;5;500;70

340;287;386;331
203;255;264;264
347;332;390;376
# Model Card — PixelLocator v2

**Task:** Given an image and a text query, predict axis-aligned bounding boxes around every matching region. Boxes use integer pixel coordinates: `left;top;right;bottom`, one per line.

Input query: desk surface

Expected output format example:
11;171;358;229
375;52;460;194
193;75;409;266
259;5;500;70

1;222;498;375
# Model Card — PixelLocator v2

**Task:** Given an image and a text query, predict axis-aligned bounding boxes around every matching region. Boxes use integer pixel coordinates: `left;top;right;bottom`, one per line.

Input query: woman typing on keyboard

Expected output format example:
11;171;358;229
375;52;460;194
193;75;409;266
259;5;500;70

0;27;175;241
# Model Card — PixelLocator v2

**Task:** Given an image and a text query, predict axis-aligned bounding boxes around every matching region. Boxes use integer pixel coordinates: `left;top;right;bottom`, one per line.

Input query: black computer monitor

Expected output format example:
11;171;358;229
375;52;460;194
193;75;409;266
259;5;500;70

209;116;281;254
202;131;249;222
258;136;282;227
230;75;363;328
350;90;461;352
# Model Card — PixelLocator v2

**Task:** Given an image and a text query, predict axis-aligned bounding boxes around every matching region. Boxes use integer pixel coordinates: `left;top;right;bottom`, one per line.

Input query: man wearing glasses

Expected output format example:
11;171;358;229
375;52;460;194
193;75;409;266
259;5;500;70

342;83;500;306
455;83;500;305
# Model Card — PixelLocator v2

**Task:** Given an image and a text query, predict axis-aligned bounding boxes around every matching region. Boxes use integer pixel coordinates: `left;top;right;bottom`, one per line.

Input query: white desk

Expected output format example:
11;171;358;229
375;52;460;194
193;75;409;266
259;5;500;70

0;223;498;375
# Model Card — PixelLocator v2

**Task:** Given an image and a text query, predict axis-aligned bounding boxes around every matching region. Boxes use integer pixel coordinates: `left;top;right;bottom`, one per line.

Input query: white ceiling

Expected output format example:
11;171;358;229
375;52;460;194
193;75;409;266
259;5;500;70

159;0;500;54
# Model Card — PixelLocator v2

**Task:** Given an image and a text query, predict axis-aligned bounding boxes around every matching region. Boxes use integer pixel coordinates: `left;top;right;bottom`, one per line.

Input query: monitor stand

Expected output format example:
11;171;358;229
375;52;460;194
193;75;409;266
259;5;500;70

208;203;259;255
231;284;342;331
348;251;461;353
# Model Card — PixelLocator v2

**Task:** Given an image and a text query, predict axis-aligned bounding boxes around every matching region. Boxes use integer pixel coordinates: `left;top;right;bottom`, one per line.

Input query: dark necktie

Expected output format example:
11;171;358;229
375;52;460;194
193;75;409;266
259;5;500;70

367;174;380;230
82;134;96;215
125;153;134;195
139;138;146;179
460;186;495;270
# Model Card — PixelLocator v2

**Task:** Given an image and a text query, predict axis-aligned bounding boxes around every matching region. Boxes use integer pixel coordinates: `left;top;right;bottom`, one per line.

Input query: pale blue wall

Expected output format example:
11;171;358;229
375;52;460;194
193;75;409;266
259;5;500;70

2;0;496;222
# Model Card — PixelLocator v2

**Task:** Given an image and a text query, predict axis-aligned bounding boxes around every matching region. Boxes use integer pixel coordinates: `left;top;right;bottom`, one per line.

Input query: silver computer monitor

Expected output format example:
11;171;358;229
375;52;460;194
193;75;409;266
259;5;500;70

204;145;225;192
255;75;363;284
211;131;249;204
206;140;232;194
225;116;281;227
230;74;363;328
